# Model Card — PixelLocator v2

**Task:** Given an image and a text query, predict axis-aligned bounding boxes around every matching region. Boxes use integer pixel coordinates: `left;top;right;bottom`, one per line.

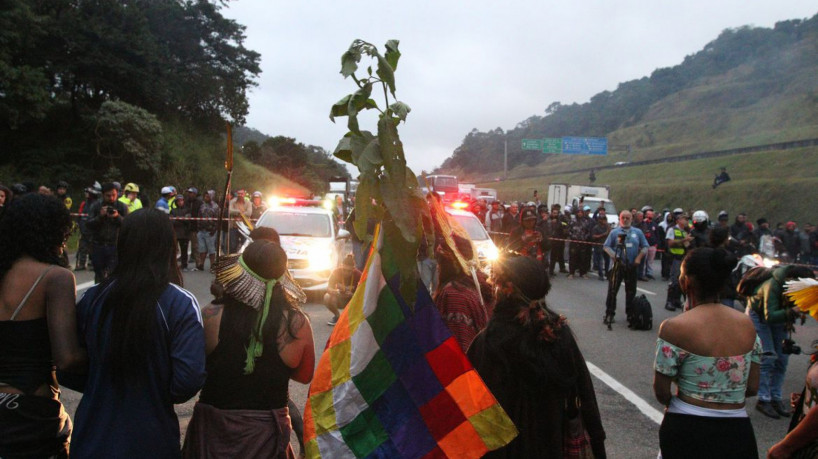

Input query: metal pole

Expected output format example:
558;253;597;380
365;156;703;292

504;137;508;180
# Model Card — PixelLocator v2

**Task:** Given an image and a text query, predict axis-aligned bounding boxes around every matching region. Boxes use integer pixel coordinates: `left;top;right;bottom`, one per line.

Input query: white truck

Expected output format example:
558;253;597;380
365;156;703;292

547;183;618;227
458;184;498;203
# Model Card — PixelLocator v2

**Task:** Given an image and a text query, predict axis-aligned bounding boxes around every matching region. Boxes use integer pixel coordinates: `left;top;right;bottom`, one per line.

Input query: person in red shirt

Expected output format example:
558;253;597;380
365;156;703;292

433;235;489;352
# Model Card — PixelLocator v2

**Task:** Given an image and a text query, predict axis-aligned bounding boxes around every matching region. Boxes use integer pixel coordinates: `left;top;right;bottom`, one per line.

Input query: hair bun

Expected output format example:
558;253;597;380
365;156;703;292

709;248;737;278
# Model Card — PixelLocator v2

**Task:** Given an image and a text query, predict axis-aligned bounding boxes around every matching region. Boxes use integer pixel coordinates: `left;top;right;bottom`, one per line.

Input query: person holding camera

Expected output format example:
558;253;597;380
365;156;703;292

86;182;128;283
603;210;648;328
323;254;361;326
746;264;816;419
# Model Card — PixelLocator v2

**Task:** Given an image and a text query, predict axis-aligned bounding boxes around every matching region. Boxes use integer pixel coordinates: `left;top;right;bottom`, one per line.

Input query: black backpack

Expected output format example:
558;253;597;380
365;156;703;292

630;294;653;330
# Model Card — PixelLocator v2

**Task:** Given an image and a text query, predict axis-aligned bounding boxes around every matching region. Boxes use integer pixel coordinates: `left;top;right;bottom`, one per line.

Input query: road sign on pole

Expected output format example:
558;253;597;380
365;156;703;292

561;137;608;155
521;139;542;151
542;138;561;153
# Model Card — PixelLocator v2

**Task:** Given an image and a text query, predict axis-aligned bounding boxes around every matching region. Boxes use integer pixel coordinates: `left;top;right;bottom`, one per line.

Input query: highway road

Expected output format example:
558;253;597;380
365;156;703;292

63;261;818;458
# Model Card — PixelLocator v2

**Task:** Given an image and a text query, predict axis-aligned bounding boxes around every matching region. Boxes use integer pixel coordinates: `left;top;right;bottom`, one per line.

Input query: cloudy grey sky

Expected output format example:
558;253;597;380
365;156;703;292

222;1;816;173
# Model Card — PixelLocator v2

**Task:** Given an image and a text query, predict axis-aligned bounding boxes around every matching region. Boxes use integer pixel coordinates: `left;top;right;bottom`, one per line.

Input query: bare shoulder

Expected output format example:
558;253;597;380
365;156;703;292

657;316;682;342
41;265;76;300
47;265;76;288
288;309;312;335
201;302;223;320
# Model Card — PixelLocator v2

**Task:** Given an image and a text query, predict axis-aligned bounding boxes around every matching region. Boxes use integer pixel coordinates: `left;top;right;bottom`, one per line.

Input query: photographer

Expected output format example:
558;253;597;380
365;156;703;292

323;254;361;326
746;265;816;419
86;182;128;283
603;210;648;328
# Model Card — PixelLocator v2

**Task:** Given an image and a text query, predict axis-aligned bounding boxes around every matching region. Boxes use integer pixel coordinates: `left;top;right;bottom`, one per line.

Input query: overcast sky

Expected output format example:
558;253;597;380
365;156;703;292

222;1;816;173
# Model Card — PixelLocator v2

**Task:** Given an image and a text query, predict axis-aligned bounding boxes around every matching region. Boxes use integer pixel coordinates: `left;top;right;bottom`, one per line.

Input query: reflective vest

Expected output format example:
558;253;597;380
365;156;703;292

118;196;143;214
669;226;686;256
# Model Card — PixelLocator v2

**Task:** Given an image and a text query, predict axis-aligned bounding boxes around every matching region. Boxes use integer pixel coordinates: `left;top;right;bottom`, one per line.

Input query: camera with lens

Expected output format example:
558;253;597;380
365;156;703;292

782;338;802;355
616;233;626;246
106;206;115;216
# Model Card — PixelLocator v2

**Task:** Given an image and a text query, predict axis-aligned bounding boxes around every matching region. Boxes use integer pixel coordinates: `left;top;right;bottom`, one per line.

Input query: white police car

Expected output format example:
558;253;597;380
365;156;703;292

444;207;500;269
254;200;350;290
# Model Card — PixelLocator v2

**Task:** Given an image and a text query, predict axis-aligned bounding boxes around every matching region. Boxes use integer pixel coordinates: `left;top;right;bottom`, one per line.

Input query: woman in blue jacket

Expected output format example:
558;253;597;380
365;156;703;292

66;208;206;458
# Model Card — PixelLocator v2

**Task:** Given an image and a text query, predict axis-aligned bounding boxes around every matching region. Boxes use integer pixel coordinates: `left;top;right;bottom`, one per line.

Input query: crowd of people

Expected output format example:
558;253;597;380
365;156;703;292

0;180;273;283
2;180;818;458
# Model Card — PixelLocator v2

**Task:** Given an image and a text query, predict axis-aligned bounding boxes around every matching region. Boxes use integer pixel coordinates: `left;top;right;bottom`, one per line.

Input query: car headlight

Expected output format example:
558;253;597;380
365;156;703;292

308;249;334;271
482;245;500;261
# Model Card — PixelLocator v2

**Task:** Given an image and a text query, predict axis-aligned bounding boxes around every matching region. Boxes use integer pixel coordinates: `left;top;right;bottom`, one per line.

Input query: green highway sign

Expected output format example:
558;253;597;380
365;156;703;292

542;137;561;153
522;138;562;153
521;139;542;150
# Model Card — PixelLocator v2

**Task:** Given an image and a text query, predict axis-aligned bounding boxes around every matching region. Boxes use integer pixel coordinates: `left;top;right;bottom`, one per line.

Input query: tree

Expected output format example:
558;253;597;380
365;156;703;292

0;0;53;128
94;100;163;184
330;39;429;302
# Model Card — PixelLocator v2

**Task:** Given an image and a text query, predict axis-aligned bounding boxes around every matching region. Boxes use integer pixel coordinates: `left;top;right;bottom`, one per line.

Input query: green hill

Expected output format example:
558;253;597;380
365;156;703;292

441;14;818;224
478;147;817;227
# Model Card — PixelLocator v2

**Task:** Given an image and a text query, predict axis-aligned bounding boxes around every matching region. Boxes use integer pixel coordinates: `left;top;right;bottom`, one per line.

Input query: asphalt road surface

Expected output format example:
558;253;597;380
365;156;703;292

64;260;818;458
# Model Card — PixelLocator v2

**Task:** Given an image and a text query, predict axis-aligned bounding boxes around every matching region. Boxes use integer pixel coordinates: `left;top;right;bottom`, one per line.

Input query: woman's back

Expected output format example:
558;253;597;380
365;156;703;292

0;259;77;396
661;305;757;357
70;282;205;459
198;300;294;410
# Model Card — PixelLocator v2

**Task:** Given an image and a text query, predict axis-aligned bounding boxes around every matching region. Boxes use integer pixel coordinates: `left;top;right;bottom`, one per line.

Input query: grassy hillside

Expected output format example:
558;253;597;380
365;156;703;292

158;121;309;198
0;120;309;205
477;146;818;226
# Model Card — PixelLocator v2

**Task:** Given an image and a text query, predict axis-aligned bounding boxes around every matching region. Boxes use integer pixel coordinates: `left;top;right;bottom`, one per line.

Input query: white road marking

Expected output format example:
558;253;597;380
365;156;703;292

637;287;656;296
76;281;94;293
586;361;664;425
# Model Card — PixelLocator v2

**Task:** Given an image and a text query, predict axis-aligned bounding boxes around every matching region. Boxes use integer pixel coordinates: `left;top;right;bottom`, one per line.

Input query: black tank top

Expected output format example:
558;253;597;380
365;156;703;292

199;302;292;410
0;267;57;394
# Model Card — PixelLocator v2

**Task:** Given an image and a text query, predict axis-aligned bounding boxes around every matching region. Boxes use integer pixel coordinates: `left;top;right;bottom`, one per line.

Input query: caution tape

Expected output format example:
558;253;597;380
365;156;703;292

70;213;257;222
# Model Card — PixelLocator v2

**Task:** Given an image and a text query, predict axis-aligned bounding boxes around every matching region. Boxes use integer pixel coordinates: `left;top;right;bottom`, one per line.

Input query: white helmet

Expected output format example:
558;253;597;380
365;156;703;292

692;210;709;224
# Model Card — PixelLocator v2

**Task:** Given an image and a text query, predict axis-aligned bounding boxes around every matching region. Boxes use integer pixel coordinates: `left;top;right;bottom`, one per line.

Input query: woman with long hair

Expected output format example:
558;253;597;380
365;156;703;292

653;247;761;458
68;208;206;458
182;240;314;458
433;233;491;352
0;194;85;457
467;256;606;458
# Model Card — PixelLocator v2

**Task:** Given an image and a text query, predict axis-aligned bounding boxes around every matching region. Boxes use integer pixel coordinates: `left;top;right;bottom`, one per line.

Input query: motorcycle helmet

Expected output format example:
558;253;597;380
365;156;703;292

692;210;709;230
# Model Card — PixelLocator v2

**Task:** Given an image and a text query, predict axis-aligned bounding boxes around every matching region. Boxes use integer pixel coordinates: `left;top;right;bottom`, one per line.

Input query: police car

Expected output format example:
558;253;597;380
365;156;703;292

444;206;500;269
254;198;350;290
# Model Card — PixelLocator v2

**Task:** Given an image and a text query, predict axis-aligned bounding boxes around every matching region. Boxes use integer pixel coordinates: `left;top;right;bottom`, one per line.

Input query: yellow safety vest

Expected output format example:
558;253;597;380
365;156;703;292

670;226;686;256
118;196;143;214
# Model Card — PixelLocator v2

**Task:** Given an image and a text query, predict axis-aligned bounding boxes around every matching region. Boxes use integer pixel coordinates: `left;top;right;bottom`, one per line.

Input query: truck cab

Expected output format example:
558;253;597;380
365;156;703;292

424;175;459;203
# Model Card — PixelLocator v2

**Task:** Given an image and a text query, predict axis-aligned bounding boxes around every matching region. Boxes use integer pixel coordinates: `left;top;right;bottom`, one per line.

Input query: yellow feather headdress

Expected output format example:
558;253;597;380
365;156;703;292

785;277;818;320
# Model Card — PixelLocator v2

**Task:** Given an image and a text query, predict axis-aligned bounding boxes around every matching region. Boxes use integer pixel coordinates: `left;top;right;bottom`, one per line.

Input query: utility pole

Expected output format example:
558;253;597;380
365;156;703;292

503;137;508;180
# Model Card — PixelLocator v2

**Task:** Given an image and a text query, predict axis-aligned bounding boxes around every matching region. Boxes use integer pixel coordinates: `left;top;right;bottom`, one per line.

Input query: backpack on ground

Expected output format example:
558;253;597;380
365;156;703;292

630;294;653;330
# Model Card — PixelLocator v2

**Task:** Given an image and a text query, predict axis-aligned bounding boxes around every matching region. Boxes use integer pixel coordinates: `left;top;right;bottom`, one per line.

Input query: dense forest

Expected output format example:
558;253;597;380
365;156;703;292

438;14;818;176
0;0;347;193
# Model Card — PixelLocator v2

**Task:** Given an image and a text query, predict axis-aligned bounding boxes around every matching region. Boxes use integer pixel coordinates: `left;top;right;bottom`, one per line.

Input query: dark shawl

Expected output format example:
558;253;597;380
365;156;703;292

467;301;606;458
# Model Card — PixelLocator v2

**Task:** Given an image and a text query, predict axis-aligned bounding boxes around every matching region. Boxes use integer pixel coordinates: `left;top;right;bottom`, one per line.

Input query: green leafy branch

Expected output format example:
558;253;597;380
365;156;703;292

329;39;430;303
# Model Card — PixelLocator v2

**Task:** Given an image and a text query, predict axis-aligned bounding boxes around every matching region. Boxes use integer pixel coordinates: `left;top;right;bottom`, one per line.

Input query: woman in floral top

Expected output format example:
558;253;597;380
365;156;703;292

653;247;761;459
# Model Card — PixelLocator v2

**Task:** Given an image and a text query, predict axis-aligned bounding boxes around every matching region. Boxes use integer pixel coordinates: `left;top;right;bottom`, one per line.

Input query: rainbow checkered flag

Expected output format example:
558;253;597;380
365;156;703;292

304;229;517;458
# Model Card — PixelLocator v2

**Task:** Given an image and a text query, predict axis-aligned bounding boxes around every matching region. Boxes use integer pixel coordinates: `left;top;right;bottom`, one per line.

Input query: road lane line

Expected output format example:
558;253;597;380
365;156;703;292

77;281;94;293
637;287;656;296
586;361;664;425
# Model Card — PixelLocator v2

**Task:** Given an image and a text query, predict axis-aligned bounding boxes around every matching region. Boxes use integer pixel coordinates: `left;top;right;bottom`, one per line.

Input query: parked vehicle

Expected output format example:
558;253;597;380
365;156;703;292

253;200;350;291
547;183;618;227
423;175;459;203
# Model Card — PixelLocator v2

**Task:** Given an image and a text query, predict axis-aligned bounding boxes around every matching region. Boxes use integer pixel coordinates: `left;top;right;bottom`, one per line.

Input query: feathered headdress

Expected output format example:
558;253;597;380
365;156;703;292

427;194;483;304
785;277;818;320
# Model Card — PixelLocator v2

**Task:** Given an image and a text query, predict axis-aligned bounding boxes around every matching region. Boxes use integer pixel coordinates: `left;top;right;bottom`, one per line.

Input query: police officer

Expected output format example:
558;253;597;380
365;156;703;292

664;211;693;311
